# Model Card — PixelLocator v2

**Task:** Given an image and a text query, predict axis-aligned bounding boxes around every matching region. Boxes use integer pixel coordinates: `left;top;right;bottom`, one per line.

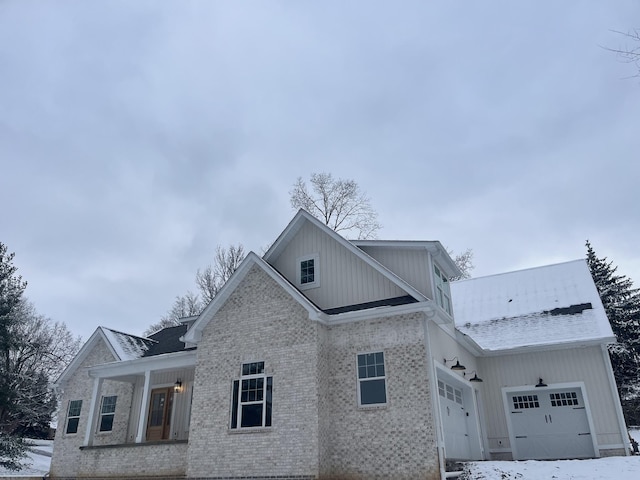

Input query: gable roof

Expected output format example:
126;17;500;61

182;251;324;343
263;209;428;302
450;259;615;353
55;327;155;386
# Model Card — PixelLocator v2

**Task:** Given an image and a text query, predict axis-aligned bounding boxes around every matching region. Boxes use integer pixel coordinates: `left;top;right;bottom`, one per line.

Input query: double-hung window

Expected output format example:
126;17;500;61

231;361;273;429
433;264;452;315
357;352;387;406
65;400;82;434
99;395;117;432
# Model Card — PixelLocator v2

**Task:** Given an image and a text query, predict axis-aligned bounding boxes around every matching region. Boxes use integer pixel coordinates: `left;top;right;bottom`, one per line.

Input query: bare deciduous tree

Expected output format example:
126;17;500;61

607;29;640;77
290;173;381;239
196;244;245;304
145;244;246;336
448;248;475;281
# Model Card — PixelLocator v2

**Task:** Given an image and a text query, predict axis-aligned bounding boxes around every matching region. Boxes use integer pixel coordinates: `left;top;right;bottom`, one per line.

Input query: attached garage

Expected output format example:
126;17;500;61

504;384;596;460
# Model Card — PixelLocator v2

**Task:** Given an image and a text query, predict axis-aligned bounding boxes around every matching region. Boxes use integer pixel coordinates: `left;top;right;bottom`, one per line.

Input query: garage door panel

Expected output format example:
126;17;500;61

508;387;594;460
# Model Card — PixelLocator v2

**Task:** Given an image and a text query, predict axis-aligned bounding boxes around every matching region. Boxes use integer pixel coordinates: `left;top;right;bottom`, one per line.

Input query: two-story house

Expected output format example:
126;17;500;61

50;209;630;480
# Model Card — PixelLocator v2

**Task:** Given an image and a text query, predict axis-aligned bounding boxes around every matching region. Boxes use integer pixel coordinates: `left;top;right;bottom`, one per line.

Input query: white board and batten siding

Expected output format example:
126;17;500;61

355;245;435;300
126;368;195;443
270;221;406;310
479;346;624;458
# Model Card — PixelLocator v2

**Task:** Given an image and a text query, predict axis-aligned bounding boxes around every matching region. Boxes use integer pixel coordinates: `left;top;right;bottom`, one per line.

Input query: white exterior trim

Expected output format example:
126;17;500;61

600;343;631;455
88;350;197;378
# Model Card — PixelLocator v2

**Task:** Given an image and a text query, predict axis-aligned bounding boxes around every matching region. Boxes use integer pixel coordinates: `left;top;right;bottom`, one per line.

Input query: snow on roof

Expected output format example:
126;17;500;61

100;327;155;361
451;259;615;352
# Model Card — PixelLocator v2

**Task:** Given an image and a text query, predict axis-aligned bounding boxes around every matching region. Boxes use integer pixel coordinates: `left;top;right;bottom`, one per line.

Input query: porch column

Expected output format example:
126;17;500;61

135;369;152;443
83;377;103;447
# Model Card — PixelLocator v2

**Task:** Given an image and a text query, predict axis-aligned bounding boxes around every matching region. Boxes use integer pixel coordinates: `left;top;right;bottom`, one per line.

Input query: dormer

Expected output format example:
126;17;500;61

352;240;460;319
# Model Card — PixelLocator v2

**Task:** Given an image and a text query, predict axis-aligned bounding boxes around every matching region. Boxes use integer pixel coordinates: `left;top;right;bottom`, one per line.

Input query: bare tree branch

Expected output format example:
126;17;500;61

290;173;381;239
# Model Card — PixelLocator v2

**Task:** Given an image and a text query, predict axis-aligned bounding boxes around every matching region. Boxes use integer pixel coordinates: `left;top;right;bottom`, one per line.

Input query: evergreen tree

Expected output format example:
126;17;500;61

0;242;28;470
586;240;640;425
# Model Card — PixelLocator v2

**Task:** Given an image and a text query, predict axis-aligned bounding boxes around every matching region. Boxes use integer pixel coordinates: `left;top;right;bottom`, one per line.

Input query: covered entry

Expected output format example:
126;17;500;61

436;368;483;460
505;384;596;460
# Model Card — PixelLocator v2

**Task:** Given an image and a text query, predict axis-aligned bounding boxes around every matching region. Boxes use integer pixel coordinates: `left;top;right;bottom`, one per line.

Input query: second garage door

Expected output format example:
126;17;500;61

507;387;595;460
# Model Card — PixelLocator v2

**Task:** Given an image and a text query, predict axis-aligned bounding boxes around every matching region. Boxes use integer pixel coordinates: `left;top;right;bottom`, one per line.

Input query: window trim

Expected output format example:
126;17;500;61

65;399;82;435
433;263;452;315
98;395;117;433
356;351;388;408
230;362;273;430
297;254;319;290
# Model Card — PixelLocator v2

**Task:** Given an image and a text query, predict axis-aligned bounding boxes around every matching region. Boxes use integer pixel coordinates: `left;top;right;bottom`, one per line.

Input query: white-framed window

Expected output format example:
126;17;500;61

230;361;273;429
297;254;319;289
438;380;463;405
357;352;387;406
65;399;82;434
434;264;452;315
98;395;117;432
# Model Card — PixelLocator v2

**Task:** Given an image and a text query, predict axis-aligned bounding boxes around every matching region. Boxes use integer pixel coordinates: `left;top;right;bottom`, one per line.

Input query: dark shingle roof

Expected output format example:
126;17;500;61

322;295;418;315
143;324;194;357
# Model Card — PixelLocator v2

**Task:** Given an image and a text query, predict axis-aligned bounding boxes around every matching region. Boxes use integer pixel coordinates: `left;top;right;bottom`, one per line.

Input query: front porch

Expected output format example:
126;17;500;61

83;350;197;447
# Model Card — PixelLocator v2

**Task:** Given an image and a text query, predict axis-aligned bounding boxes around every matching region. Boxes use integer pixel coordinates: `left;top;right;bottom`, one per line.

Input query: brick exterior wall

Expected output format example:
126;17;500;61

187;265;322;479
187;266;440;480
51;339;186;478
321;313;440;480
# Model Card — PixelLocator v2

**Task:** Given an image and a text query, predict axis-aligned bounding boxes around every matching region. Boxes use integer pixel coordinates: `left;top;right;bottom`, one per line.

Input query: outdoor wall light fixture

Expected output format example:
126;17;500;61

535;378;547;388
444;356;466;371
174;379;183;393
465;370;483;382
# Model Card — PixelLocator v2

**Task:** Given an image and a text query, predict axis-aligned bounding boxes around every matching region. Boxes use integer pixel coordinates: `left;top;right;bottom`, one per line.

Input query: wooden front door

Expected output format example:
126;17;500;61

146;388;174;441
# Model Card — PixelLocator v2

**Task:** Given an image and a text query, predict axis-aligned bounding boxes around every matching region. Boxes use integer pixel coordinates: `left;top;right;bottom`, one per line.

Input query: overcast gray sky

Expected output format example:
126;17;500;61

1;1;639;341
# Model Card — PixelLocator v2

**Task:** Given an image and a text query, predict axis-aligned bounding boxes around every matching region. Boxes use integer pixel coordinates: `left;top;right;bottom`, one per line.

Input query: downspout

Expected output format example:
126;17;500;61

601;343;631;455
423;313;447;480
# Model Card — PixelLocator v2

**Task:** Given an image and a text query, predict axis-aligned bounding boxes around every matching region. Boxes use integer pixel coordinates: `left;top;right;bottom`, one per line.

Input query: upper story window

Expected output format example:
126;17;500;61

231;361;273;429
99;395;117;432
65;399;82;434
434;264;452;315
297;254;319;290
357;352;387;406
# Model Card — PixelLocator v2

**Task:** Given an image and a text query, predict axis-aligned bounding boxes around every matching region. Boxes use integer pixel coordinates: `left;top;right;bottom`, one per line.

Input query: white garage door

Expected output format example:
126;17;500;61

508;387;595;460
438;379;471;459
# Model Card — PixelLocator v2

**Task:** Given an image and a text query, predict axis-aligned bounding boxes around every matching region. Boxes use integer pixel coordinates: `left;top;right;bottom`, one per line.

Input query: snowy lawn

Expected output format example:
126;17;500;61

461;428;640;479
0;439;52;477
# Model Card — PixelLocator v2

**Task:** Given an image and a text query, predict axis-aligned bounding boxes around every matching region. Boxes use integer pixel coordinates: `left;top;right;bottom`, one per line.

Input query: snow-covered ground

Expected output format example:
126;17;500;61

0;439;52;477
461;428;640;479
1;431;640;478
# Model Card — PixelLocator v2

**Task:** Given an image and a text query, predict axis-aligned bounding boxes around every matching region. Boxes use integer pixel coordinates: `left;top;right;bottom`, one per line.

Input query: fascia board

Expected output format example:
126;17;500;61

88;350;197;378
473;336;616;357
262;209;308;261
182;252;324;343
55;328;120;386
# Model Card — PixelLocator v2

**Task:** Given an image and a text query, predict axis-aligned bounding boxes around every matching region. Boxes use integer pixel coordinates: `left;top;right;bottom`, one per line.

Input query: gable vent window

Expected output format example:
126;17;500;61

434;264;452;315
297;254;319;289
231;361;273;429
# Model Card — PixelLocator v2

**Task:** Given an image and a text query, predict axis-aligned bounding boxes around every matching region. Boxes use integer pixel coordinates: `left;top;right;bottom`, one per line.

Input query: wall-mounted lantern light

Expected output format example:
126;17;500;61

465;370;483;382
174;379;183;393
535;378;547;388
444;356;466;371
